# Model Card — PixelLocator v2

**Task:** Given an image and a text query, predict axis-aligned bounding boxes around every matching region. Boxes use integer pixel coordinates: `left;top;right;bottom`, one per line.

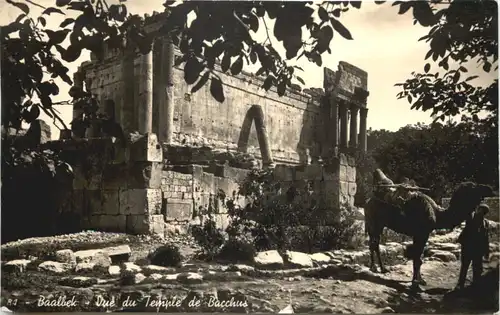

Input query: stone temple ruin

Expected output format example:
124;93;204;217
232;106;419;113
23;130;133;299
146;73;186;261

52;16;370;236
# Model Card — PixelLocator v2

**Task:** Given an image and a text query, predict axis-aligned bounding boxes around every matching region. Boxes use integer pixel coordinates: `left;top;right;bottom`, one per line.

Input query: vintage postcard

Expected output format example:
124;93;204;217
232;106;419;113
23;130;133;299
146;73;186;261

1;0;498;313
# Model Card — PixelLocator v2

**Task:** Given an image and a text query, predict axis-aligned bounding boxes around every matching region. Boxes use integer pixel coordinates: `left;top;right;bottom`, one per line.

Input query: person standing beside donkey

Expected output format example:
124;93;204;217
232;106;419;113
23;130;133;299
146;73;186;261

455;204;490;290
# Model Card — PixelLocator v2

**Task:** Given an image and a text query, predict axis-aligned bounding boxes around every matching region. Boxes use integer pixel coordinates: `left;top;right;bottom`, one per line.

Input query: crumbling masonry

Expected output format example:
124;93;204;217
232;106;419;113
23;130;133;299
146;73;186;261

55;16;370;236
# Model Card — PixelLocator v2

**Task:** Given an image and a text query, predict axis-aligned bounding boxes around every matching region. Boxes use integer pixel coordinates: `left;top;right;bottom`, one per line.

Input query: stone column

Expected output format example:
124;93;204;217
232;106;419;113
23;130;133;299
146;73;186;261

339;101;349;148
330;96;339;152
138;51;153;134
163;38;175;144
121;48;136;133
349;105;359;148
359;108;368;152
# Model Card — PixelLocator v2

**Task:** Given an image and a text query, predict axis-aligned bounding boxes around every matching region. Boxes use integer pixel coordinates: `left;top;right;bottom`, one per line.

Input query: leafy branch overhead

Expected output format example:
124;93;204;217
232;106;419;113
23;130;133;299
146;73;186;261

392;0;498;124
161;1;370;102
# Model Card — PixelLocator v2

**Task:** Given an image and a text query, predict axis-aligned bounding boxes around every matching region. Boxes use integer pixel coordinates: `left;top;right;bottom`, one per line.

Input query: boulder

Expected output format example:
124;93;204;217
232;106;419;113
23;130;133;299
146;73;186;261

75;249;105;263
103;245;131;263
38;261;71;273
4;259;31;273
430;250;457;262
148;273;164;281
164;273;180;281
285;251;314;268
55;249;76;265
121;262;142;273
108;265;121;276
309;253;331;264
92;252;112;269
178;272;204;284
134;273;146;284
75;263;96;273
254;250;284;268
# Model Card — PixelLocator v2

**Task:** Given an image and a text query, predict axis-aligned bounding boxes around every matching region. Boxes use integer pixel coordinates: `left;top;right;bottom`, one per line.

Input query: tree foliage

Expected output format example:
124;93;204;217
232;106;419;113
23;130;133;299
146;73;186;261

364;121;498;201
393;0;498;124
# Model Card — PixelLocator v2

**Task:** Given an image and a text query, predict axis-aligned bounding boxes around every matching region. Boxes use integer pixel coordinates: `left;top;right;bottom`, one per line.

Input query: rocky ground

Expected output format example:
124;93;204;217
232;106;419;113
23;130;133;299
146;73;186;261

1;227;499;313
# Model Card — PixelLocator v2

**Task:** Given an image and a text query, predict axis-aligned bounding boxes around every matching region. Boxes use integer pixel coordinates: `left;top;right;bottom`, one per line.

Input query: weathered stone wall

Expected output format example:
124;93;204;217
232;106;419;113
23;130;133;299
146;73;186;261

55;134;165;235
81;54;322;165
442;197;499;222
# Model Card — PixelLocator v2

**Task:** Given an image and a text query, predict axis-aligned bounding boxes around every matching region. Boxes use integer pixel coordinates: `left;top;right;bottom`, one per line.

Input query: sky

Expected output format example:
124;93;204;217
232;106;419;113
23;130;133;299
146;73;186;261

1;0;497;139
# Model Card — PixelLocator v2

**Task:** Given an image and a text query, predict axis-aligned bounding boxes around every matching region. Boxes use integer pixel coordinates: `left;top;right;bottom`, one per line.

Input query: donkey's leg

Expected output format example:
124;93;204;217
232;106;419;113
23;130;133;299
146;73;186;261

376;241;389;273
410;237;428;289
369;236;378;273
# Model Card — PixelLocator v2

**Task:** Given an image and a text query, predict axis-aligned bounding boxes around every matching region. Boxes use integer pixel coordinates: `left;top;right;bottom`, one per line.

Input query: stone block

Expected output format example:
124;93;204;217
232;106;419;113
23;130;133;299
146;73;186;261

339;164;348;182
339;153;348;166
348;182;357;196
119;188;162;215
164;198;193;221
195;172;215;193
273;164;294;182
89;215;126;232
102;190;120;215
73;166;87;190
346;165;356;183
85;190;102;215
102;163;128;189
304;164;323;180
126;214;165;235
127;162;162;189
128;132;163;162
346;155;356;167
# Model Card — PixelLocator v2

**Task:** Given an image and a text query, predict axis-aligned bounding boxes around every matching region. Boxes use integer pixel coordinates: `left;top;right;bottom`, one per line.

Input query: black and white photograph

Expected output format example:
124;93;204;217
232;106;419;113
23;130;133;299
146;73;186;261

1;0;498;313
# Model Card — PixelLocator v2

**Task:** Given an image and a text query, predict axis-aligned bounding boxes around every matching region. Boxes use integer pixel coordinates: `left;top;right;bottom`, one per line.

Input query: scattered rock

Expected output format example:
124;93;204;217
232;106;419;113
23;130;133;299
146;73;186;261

38;261;71;273
254;250;284;268
228;264;255;273
381;306;395;313
75;262;96;273
92;252;112;269
429;250;457;262
108;265;121;276
55;249;76;265
148;273;163;281
285;251;314;268
178;272;203;284
122;262;142;273
142;264;174;275
431;243;459;251
164;273;180;281
4;259;31;273
59;276;98;288
309;253;331;264
74;249;104;263
103;245;131;263
134;273;146;284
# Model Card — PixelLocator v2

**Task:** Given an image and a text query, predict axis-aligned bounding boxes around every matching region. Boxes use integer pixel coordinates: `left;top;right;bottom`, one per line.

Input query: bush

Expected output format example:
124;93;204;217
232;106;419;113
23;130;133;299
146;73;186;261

191;220;226;260
148;244;183;267
216;238;256;263
220;169;365;253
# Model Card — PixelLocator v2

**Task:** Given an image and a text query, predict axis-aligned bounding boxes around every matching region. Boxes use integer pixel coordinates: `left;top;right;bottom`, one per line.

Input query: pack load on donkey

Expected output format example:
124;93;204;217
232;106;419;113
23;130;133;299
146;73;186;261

372;169;431;209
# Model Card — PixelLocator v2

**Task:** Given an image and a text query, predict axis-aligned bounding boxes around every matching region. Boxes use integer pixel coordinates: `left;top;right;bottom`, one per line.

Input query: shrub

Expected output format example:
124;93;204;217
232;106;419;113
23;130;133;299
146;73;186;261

148;244;183;267
220;168;365;253
191;220;226;260
216;238;256;263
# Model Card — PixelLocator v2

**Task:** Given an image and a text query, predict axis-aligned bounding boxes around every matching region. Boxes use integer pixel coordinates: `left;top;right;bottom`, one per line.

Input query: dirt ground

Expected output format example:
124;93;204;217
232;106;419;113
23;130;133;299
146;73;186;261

1;232;498;313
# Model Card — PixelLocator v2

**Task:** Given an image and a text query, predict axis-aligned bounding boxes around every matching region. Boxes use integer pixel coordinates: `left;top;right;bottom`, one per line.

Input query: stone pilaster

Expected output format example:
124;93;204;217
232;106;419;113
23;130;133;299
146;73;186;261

121;48;136;133
349;105;359;148
330;96;339;154
359;108;368;152
157;37;175;144
339;101;349;148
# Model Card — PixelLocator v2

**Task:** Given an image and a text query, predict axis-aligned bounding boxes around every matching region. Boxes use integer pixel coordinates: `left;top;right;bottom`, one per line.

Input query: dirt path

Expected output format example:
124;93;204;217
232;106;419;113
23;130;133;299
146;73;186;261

2;259;497;313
